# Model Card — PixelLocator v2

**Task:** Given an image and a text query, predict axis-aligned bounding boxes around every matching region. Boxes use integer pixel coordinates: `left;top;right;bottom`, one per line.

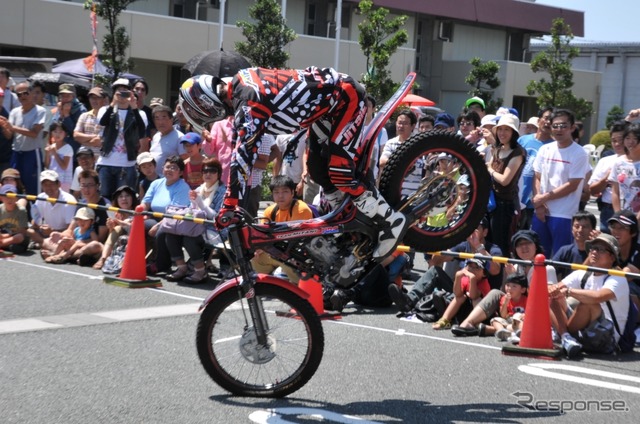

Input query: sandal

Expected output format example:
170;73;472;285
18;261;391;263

45;254;67;264
432;318;451;330
92;257;106;270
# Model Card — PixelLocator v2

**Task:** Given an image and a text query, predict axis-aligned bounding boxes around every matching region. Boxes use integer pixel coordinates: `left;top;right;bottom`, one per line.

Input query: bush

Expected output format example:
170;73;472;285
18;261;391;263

590;130;611;151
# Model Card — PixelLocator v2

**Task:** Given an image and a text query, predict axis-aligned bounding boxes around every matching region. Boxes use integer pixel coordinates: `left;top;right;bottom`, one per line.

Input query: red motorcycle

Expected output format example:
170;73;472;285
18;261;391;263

195;73;490;397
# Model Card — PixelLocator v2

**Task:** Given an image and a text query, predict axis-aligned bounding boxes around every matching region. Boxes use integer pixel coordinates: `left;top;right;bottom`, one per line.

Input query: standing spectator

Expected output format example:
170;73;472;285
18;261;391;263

457;111;481;141
418;115;435;132
51;84;87;155
148;104;185;175
433;113;456;132
180;132;205;189
0;68;19;116
97;78;147;198
364;95;389;181
0;184;29;254
172;101;192;134
0;87;12;175
27;170;76;248
609;123;640;214
44;122;73;192
73;86;105;158
517;107;554;230
464;96;486;119
588;121;627;231
548;234;630;358
379;110;417;175
203;116;233;185
2;81;46;196
136;151;158;198
30;81;53;141
487;114;526;256
132;78;155;141
532;109;590;256
69;147;96;199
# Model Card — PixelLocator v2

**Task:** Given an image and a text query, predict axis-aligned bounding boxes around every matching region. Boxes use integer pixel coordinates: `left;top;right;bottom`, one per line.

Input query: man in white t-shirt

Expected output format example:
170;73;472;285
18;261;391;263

273;130;306;197
549;233;630;358
532;109;591;256
28;170;77;246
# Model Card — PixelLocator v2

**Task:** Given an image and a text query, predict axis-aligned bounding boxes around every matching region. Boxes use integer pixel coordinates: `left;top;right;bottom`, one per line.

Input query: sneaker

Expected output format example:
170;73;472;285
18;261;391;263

387;284;413;313
329;289;351;312
561;333;582;359
507;335;520;344
495;328;512;341
551;328;561;344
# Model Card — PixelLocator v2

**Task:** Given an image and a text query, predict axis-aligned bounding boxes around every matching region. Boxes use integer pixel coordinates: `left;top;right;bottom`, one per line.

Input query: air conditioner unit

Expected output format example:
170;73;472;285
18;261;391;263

437;21;453;42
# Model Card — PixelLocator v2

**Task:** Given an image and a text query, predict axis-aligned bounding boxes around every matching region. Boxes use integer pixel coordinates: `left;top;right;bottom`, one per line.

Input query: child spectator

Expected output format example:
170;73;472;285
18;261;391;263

44;122;74;192
0;184;30;254
251;175;313;283
44;207;98;264
491;273;528;342
432;258;491;330
136;152;158;199
69;147;96;199
180;132;205;189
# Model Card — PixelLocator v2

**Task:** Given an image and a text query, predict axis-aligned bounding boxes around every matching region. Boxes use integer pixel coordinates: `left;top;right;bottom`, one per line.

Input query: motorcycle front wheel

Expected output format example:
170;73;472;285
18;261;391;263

379;130;491;252
196;284;324;398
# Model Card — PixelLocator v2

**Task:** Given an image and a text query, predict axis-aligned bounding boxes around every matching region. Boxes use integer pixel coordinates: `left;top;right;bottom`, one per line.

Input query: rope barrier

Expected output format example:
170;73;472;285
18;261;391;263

6;192;216;226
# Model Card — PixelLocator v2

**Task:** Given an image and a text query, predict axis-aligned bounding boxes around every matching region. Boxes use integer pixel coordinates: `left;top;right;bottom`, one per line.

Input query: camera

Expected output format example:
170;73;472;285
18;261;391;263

118;91;131;98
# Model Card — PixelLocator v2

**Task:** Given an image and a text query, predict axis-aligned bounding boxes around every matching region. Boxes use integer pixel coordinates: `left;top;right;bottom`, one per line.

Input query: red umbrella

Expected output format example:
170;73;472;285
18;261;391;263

401;93;436;107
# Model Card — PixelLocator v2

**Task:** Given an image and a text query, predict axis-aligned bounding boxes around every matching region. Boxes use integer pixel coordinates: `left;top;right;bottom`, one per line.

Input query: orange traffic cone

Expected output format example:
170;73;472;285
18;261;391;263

104;205;162;288
502;254;561;358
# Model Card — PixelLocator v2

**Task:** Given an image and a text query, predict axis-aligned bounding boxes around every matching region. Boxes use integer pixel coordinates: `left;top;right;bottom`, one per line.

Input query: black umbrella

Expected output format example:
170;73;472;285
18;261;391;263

182;49;252;77
28;72;92;95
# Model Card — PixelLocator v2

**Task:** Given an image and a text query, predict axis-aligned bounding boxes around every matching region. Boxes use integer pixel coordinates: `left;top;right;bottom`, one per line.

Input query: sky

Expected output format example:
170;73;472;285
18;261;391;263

535;0;636;42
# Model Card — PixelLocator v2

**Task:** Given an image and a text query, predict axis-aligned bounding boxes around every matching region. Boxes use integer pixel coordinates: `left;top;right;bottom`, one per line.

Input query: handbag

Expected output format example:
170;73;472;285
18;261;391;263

160;205;206;237
487;189;497;213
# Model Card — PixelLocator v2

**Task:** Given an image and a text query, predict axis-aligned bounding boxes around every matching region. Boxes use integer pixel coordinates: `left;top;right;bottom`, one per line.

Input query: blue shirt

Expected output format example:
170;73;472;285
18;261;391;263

552;243;587;280
518;133;553;209
143;177;191;213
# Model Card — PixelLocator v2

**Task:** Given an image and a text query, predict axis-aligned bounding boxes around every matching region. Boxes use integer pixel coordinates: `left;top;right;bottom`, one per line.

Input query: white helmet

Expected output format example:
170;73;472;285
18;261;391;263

178;74;231;133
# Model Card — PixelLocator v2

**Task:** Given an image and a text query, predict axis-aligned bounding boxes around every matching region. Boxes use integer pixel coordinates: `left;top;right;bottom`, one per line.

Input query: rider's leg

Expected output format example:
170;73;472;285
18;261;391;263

354;188;407;259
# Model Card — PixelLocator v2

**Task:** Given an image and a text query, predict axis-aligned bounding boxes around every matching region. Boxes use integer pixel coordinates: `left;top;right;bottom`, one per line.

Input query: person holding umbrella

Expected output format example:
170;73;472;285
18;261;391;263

179;67;406;259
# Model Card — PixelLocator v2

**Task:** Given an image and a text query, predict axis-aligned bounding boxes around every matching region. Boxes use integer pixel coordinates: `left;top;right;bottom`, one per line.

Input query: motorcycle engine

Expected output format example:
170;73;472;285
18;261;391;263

305;236;365;288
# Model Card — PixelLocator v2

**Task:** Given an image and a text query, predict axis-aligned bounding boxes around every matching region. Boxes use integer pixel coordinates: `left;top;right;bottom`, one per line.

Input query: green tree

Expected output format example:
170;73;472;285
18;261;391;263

526;18;593;120
235;0;296;68
358;0;408;103
605;105;625;129
464;57;502;113
84;0;137;85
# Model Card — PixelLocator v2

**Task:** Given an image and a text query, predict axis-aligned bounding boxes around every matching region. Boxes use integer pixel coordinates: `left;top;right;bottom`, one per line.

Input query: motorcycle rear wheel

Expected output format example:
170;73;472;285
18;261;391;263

379;130;490;252
196;284;324;397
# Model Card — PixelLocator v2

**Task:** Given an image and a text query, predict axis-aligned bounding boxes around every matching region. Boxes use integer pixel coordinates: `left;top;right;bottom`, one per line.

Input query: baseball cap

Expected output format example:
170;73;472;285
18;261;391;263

465;96;485;110
111;78;131;90
434;113;455;129
74;207;95;221
0;184;18;195
76;146;95;158
1;168;20;181
88;87;105;97
180;132;202;145
607;210;638;229
58;84;76;95
136;151;155;166
150;97;164;107
40;169;60;183
511;229;539;250
585;233;621;263
466;258;486;268
480;114;498;128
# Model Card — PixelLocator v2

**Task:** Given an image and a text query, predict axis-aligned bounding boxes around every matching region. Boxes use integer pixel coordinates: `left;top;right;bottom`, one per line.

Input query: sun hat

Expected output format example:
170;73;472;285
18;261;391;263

136;152;155;166
493;114;520;137
58;84;76;95
585;233;620;264
480;114;498;128
74;207;95;221
40;169;60;183
1;168;20;181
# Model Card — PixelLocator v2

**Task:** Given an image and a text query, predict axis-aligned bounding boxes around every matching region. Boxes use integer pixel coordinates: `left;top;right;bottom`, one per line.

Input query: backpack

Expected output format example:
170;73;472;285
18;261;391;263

101;235;128;275
581;272;638;353
412;289;453;323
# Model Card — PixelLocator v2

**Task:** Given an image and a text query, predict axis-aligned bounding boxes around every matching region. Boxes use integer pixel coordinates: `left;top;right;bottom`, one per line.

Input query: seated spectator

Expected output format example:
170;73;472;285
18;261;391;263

607;210;640;313
489;273;527;342
136;152;158;199
0;184;29;254
69;147;97;199
548;234;630;358
44;207;98;264
552;211;596;280
141;155;191;275
449;230;557;336
1;168;29;211
432;258;491;330
180;132;205;189
388;217;502;312
28;170;76;248
44;122;74;192
251;175;314;283
92;185;137;270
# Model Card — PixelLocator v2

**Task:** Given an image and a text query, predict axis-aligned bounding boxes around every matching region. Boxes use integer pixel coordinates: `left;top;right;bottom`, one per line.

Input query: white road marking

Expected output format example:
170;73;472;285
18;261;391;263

250;407;381;424
519;363;640;394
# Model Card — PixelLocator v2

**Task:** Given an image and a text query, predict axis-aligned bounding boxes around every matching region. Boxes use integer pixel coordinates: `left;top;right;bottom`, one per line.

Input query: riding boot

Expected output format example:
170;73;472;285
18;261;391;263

354;190;407;259
324;190;345;211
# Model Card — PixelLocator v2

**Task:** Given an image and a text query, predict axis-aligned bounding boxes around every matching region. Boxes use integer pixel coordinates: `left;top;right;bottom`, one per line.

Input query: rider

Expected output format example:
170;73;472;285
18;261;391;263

178;67;406;259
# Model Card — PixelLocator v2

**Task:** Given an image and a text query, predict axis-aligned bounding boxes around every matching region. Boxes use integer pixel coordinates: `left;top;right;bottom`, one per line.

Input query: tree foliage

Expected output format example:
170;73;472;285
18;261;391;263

83;0;137;84
235;0;297;69
464;57;502;113
357;0;408;103
526;18;593;120
605;105;626;129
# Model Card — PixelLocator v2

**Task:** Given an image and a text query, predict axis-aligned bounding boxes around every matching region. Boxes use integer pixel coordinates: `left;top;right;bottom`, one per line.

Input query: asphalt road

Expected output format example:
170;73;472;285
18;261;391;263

1;225;639;424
